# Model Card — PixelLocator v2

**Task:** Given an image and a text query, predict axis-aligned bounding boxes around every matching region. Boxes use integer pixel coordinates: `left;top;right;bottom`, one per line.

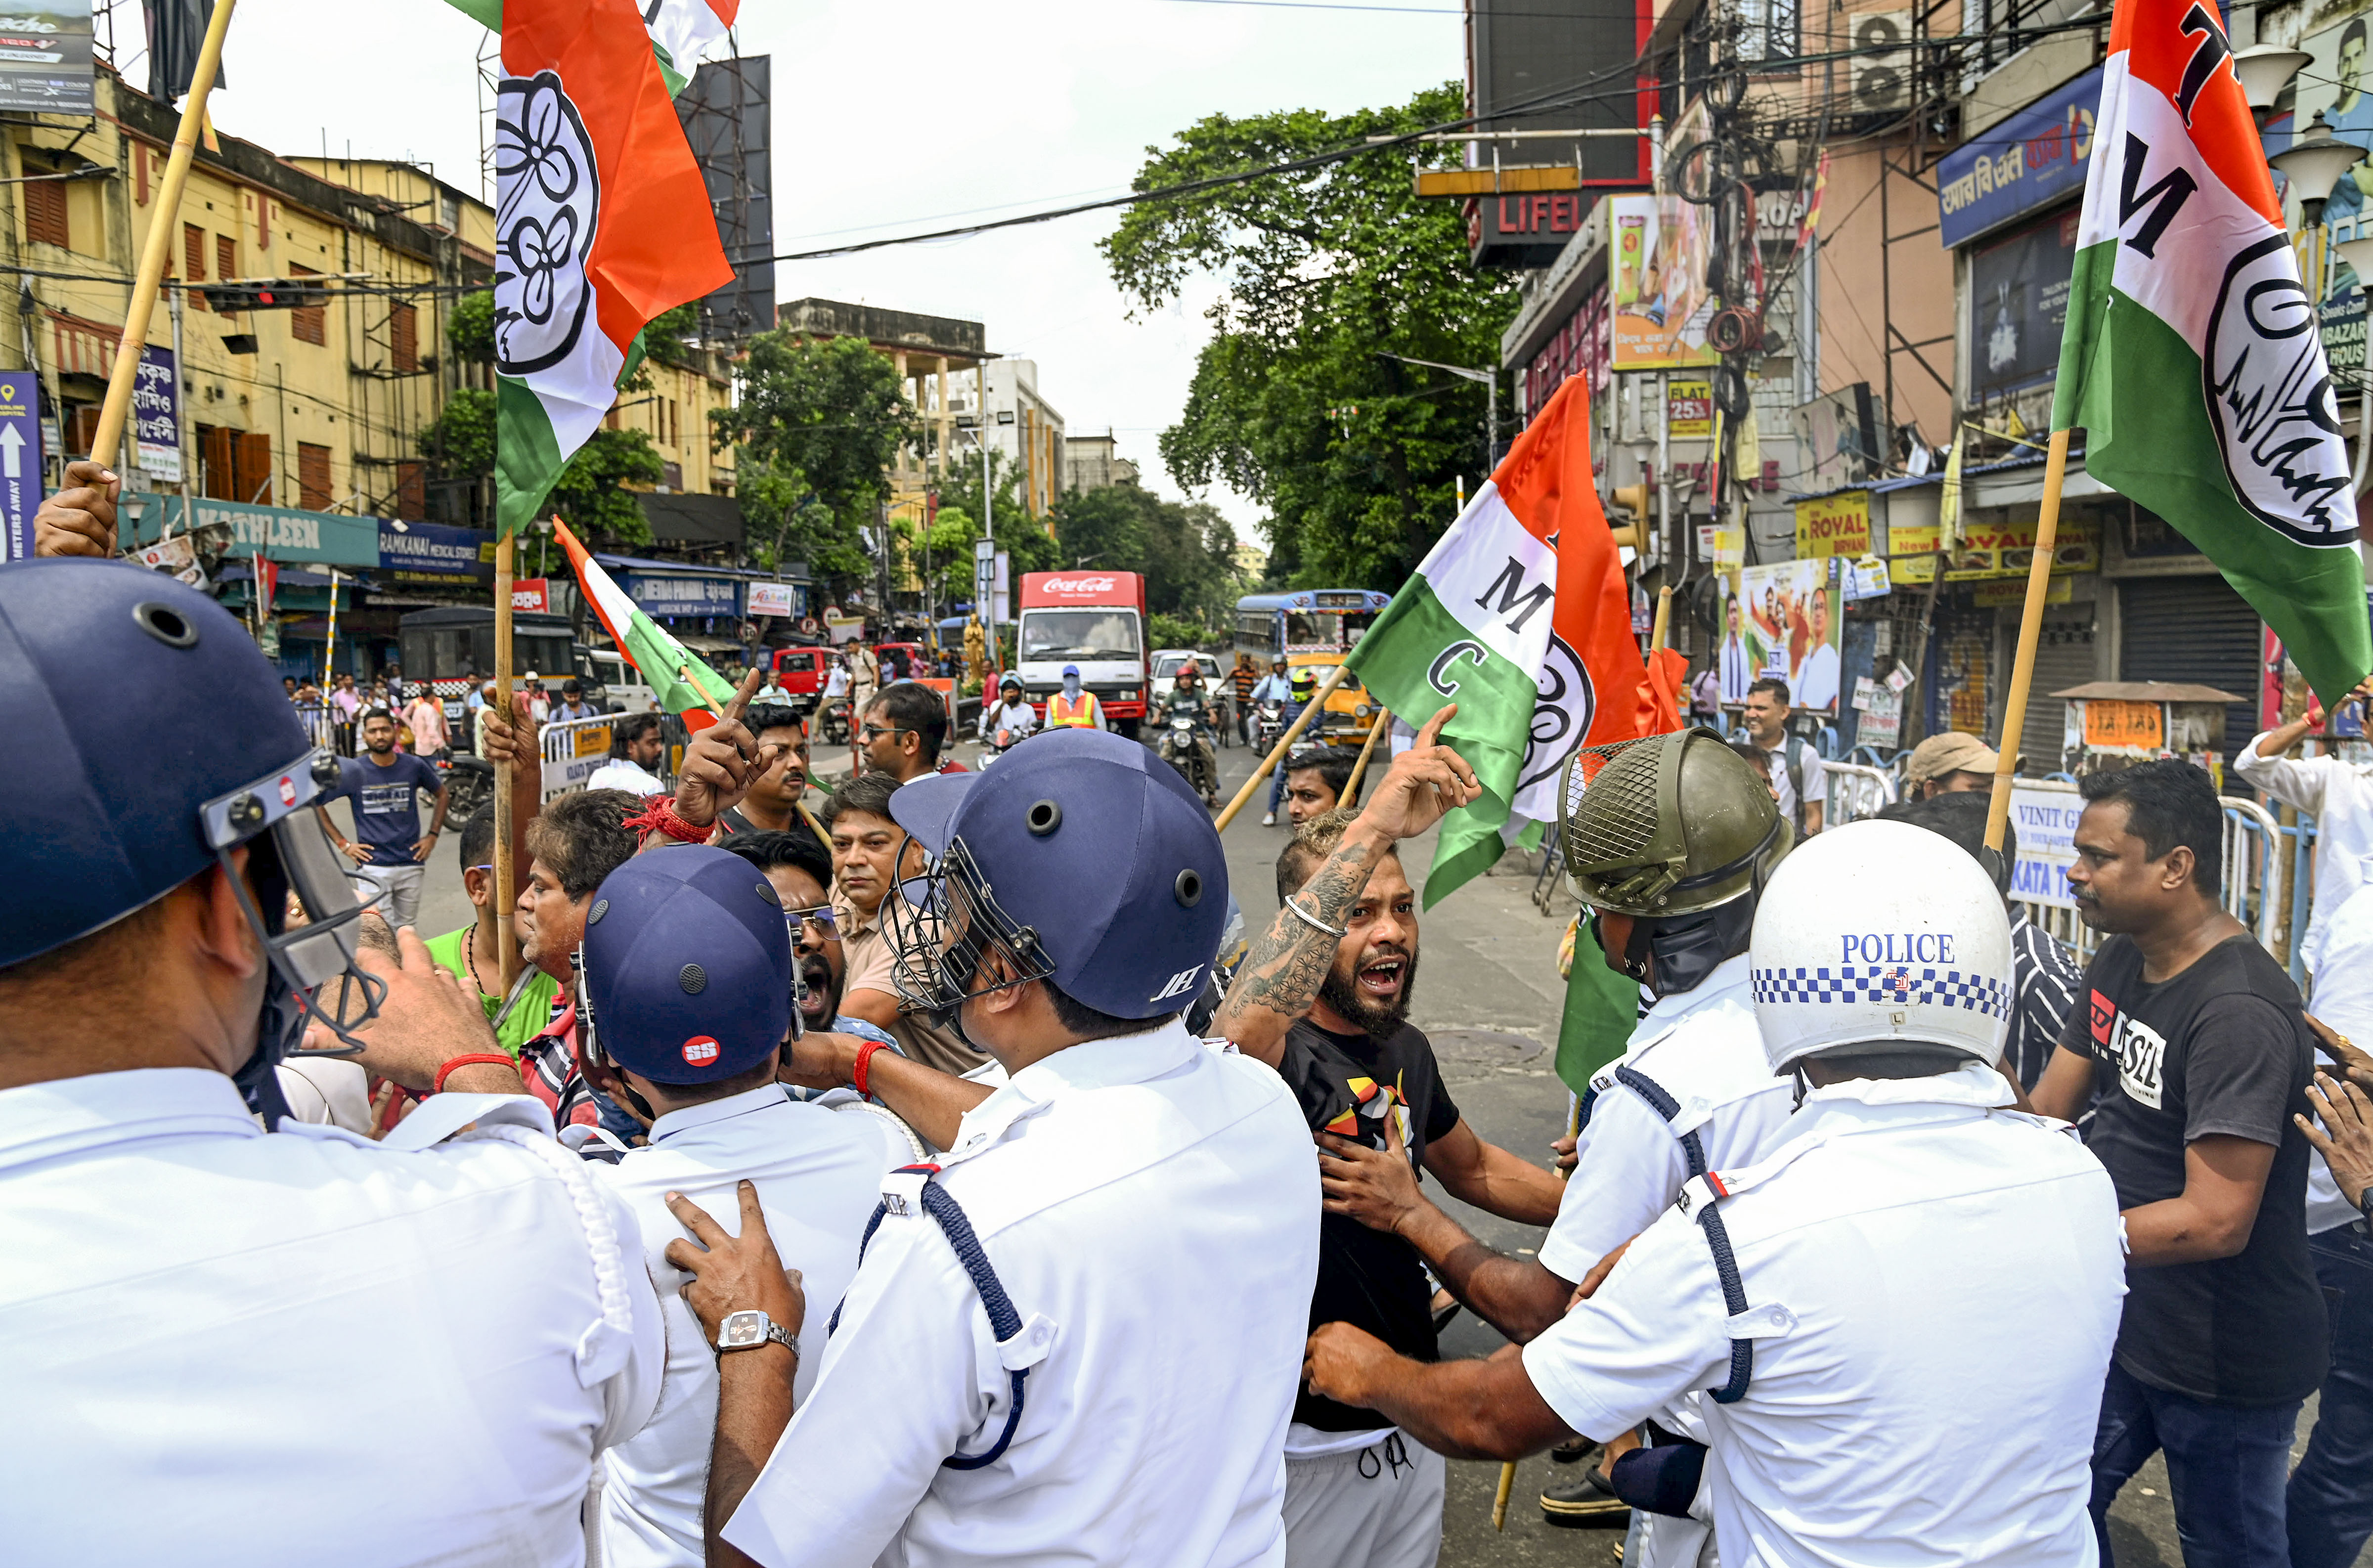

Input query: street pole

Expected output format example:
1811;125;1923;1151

168;283;191;537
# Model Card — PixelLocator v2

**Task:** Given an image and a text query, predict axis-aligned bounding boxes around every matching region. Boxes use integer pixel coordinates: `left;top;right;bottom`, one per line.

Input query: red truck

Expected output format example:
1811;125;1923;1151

1011;570;1150;737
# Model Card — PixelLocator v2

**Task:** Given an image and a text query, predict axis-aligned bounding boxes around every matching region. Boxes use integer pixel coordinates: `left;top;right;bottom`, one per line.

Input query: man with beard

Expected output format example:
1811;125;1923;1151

1219;783;1566;1568
720;707;821;843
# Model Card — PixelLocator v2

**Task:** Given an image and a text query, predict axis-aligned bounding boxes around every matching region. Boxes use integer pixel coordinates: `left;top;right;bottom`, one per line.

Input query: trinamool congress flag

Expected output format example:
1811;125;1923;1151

1346;375;1650;906
445;0;737;93
476;0;733;538
552;516;735;729
2055;0;2373;704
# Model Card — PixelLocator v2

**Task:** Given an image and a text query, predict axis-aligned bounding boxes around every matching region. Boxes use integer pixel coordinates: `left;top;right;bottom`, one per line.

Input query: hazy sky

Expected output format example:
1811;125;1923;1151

188;0;1466;540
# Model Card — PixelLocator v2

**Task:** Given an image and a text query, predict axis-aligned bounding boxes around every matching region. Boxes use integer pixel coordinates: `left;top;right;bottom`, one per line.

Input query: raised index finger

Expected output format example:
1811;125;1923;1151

1413;703;1459;750
720;665;767;726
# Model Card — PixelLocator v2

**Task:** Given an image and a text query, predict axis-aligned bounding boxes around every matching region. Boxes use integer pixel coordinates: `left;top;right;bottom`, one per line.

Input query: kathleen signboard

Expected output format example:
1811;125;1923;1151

378;519;496;581
1936;65;2100;249
131;496;381;567
619;570;742;617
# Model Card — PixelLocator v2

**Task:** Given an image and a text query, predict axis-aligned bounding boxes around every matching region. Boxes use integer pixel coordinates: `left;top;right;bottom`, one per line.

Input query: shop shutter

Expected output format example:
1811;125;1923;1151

2020;607;2097;776
2117;575;2263;763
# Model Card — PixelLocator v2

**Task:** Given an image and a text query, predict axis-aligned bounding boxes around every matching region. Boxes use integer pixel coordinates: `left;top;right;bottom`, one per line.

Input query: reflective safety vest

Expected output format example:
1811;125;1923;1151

1047;691;1101;728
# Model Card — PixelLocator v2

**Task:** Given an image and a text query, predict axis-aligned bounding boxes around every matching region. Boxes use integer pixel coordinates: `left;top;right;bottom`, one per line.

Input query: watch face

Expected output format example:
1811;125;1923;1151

721;1310;766;1348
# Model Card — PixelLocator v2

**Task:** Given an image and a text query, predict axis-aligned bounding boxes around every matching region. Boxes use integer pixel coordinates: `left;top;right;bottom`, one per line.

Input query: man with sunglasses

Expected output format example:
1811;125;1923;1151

720;828;898;1056
858;681;967;784
0;550;667;1564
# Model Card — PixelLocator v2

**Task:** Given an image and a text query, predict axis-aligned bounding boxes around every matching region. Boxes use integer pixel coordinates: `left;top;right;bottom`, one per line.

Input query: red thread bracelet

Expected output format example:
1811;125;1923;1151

851;1039;889;1098
623;794;712;845
433;1053;516;1093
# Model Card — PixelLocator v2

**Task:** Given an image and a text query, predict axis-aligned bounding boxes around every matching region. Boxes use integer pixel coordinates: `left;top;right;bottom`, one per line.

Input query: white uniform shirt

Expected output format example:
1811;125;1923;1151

1538;955;1801;1284
1759;739;1826;828
2234;735;2373;975
2302;878;2373;1234
596;1085;913;1568
979;698;1037;742
722;1021;1320;1568
1523;1063;2125;1568
0;1069;665;1567
587;757;666;796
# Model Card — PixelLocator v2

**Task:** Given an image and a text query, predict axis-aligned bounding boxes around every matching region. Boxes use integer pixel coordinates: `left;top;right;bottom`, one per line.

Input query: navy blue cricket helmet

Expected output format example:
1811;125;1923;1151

888;727;1229;1020
580;845;795;1085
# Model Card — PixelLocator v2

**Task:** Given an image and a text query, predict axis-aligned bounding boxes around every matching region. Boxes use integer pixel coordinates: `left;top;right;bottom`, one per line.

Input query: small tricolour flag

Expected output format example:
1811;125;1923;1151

2055;0;2373;704
553;516;734;729
445;0;735;94
488;0;733;539
1345;376;1665;907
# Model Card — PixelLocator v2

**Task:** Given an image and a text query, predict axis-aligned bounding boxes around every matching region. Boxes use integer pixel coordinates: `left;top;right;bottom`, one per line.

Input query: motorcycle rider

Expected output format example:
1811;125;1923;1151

1162;659;1222;804
978;674;1038;763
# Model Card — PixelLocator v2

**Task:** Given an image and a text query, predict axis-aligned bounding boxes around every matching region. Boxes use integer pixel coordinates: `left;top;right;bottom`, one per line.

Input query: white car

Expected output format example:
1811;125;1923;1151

587;649;659;713
1150;650;1225;706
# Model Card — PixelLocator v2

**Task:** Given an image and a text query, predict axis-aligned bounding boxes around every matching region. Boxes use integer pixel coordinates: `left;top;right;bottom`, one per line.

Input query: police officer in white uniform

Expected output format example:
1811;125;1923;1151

664;728;1321;1568
1312;730;1799;1547
0;560;666;1565
1302;820;2130;1567
570;846;911;1568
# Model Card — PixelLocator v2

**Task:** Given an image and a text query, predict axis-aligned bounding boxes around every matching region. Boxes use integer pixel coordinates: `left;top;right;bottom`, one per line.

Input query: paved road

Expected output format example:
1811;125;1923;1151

358;725;2354;1568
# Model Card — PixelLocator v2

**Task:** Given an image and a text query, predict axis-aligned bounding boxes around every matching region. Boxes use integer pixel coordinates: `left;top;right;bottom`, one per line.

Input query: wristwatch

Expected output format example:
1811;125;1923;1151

716;1308;798;1358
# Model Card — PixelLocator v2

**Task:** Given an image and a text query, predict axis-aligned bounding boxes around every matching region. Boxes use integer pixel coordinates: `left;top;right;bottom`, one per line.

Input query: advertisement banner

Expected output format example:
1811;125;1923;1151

617;571;741;617
1668;379;1713;438
0;0;94;115
1607;193;1718;371
1889;512;2099;583
1969;208;2080;401
0;370;39;561
2008;780;2082;909
511;577;550;613
132;495;382;567
1793;490;1871;558
824;609;864;644
1738;557;1844;712
132;344;179;482
748;581;797;616
1935;66;2100;248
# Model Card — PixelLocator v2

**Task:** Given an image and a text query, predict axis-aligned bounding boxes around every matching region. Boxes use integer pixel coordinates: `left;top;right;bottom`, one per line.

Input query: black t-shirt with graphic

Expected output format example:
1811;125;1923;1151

2064;932;2327;1404
1281;1018;1462;1430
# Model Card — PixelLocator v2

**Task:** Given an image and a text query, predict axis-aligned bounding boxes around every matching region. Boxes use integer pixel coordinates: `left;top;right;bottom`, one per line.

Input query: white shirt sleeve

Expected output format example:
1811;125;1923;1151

722;1214;1006;1568
2234;733;2331;815
1521;1204;1731;1441
1797;747;1827;810
1536;1085;1691;1284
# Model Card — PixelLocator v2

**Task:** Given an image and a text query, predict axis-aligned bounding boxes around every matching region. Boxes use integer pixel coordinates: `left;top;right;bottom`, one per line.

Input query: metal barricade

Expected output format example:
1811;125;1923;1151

291;701;337;755
539;712;618;801
2221;796;2285;956
2287;810;2319;988
1823;762;1898;827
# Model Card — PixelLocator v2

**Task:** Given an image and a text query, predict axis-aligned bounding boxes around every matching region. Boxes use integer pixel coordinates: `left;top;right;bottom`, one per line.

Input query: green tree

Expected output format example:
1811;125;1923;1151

446;288;494;362
1101;85;1518;589
420;386;493;482
1051;483;1240;629
713;332;916;599
547;428;665;547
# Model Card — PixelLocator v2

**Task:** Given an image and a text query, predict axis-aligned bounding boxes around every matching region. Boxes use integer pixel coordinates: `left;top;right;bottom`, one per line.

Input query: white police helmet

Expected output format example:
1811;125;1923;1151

1749;819;2012;1072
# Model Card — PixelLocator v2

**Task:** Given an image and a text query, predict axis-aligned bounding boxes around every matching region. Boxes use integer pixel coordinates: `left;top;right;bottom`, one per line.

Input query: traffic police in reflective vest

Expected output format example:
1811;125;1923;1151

677;728;1319;1568
0;561;666;1565
1044;663;1104;729
1303;820;2128;1567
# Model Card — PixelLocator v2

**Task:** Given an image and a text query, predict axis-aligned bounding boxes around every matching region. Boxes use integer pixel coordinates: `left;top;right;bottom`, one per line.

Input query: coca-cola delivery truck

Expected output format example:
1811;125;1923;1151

1013;570;1149;737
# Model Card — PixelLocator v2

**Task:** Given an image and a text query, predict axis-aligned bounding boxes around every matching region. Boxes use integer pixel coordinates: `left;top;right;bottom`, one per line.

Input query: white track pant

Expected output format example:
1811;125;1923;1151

1281;1433;1446;1568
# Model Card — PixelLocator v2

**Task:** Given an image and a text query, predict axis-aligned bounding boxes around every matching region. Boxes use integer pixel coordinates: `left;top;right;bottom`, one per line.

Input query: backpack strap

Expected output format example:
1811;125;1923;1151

829;1162;1053;1471
1614;1066;1755;1405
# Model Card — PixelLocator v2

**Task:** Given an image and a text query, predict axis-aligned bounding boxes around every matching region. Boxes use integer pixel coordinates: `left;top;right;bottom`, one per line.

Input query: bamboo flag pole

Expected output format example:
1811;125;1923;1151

1649;584;1672;653
1213;665;1352;832
1343;706;1391;803
87;0;234;490
493;535;519;989
1982;427;2072;856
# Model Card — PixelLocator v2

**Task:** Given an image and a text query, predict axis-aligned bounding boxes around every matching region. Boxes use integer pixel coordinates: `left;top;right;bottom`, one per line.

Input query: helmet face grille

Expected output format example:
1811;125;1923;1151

1563;737;1664;869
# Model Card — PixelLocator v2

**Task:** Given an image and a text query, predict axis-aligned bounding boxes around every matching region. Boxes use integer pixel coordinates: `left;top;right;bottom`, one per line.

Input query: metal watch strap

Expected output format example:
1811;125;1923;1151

718;1312;799;1359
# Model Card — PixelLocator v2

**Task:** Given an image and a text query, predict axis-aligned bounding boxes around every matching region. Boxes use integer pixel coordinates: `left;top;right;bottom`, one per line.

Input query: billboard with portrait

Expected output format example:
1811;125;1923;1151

1607;193;1718;371
1738;558;1844;713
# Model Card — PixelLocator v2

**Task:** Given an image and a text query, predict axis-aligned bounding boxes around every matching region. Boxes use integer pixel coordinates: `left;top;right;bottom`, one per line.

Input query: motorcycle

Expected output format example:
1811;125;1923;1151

1158;712;1219;807
441;754;495;820
817;697;853;746
1252;699;1285;756
978;725;1025;770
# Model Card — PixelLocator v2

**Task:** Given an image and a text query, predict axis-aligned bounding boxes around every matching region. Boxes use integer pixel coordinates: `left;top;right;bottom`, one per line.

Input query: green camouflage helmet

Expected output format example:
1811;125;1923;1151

1556;726;1793;916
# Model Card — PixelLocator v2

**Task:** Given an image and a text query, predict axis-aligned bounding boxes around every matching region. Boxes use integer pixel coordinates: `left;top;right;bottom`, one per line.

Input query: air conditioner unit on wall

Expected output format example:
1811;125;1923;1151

1849;11;1914;113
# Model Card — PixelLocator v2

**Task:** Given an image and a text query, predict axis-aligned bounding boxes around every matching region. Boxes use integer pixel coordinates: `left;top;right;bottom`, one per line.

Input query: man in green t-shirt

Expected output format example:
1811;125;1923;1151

423;805;559;1055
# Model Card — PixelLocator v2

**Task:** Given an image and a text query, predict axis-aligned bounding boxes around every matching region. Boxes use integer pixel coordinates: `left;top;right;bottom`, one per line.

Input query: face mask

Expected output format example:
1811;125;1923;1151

1062;676;1082;697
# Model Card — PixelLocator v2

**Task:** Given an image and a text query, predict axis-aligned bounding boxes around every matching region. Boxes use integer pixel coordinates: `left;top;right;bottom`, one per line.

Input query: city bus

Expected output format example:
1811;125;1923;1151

1233;589;1392;743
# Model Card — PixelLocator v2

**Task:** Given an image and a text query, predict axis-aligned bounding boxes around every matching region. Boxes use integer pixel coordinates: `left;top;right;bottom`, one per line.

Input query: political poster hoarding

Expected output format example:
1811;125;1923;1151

1607;193;1718;372
0;0;94;114
1738;557;1844;713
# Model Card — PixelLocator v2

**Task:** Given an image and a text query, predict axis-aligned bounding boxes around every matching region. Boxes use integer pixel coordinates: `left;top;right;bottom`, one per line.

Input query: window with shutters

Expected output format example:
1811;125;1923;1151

232;431;272;506
298;442;332;510
183;224;208;309
197;424;235;500
216;234;235;286
390;302;417;372
23;170;67;248
63;403;98;457
396;460;426;519
289;263;325;346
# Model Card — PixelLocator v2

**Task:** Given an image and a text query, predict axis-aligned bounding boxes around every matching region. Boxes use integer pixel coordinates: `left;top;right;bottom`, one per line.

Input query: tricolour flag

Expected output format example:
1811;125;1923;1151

445;0;735;94
1345;375;1652;907
2055;0;2373;704
554;517;734;729
490;0;732;538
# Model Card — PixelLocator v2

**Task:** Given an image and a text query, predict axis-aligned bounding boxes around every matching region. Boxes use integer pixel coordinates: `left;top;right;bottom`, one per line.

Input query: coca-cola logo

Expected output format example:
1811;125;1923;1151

1043;575;1118;594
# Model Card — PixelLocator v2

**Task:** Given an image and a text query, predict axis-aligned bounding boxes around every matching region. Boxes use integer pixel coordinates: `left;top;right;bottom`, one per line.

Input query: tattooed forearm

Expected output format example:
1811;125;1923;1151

1217;828;1383;1069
